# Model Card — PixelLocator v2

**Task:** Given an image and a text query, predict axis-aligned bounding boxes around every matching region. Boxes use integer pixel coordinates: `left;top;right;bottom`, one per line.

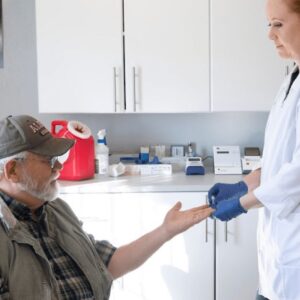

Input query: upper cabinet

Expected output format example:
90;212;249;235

124;0;209;112
35;0;210;113
210;0;286;111
35;0;124;113
36;0;287;113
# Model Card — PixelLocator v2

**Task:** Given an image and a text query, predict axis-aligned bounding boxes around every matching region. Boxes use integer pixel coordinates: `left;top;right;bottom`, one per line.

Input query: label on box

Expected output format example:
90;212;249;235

125;164;172;175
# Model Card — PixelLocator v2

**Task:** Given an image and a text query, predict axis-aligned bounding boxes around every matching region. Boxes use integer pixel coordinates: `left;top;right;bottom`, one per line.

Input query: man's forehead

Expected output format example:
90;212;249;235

27;152;51;159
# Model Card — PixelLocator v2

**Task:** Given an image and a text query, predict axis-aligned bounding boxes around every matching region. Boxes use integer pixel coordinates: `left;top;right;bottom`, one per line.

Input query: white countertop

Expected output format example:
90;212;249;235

59;172;243;194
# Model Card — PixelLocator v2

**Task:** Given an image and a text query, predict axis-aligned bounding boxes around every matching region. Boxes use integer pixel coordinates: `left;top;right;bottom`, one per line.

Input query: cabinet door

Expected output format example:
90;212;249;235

216;210;258;300
59;193;113;240
35;0;124;113
124;0;210;113
211;0;286;111
111;192;214;300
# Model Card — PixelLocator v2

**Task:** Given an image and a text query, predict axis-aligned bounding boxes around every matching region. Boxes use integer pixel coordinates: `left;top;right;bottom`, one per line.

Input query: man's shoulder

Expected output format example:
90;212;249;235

49;197;68;208
47;197;75;216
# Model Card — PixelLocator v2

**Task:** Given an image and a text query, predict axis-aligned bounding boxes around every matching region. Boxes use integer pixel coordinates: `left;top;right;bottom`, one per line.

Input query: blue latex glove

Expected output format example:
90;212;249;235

212;196;247;221
208;181;248;209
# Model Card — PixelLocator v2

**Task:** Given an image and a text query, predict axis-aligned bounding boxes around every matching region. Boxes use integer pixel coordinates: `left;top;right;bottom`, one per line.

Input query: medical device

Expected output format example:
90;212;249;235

185;157;205;175
241;147;261;174
213;146;242;175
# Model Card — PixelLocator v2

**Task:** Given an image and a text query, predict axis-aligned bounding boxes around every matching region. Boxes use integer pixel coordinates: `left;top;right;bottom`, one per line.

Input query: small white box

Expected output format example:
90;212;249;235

125;164;172;175
140;164;172;175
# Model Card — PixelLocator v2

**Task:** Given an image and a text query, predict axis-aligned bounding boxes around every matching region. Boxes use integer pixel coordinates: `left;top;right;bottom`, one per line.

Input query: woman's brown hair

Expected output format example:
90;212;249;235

286;0;300;14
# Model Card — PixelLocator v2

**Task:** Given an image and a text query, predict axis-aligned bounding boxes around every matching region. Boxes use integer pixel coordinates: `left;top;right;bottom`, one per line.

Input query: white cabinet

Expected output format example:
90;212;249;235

60;193;114;240
211;0;287;111
216;210;258;300
60;191;258;300
35;0;209;113
110;192;214;300
124;0;209;112
35;0;288;113
35;0;124;113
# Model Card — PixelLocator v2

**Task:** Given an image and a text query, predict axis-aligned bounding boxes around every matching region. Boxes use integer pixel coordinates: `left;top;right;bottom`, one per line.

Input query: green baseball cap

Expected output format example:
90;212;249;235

0;115;75;159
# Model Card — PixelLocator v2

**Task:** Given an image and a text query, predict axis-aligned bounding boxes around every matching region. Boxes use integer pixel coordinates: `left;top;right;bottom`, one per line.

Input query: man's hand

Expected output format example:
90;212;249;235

208;181;248;208
212;196;247;221
162;202;214;240
108;202;214;278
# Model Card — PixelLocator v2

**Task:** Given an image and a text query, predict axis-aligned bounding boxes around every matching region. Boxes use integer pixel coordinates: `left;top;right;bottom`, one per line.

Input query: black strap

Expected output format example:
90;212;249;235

284;68;299;101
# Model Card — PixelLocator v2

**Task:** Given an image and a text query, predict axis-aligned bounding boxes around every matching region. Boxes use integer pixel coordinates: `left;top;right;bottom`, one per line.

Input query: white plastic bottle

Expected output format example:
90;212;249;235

95;129;109;175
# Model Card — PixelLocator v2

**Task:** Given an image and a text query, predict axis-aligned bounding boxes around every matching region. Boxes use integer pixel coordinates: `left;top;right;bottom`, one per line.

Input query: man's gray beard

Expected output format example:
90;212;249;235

17;169;59;202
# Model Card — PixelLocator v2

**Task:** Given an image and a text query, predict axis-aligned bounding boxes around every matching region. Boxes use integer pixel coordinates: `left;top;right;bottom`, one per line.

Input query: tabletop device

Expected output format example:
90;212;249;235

185;157;205;175
213;146;242;175
241;147;261;174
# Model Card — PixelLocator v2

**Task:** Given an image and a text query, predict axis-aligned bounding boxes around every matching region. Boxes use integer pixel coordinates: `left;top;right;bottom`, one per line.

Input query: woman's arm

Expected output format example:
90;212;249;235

240;169;263;210
243;168;261;191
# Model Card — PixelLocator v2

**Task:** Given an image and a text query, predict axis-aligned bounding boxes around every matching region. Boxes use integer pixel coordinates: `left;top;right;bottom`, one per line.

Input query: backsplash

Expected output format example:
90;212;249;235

39;112;268;157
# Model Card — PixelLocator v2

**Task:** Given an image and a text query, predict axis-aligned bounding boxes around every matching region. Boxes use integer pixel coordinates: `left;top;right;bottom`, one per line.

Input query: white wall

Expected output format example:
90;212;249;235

0;0;269;156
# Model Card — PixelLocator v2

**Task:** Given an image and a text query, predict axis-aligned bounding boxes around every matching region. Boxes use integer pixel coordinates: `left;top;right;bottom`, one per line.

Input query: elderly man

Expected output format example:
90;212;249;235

0;115;213;300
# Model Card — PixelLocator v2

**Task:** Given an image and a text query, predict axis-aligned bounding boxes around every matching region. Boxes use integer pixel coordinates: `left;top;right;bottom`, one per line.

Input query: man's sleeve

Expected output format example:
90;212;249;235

88;234;117;267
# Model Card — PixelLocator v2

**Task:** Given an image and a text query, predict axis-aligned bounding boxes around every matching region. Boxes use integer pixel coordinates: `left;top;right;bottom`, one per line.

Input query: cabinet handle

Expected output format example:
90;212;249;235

133;67;138;112
205;194;209;243
205;219;208;243
225;221;228;242
114;67;120;112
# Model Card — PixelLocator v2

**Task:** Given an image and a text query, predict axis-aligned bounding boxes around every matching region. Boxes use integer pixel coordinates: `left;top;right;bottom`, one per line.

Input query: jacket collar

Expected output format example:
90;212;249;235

0;191;47;222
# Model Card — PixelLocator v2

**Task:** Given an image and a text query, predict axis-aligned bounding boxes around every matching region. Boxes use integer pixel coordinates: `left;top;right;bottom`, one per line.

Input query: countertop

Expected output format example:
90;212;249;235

59;171;243;194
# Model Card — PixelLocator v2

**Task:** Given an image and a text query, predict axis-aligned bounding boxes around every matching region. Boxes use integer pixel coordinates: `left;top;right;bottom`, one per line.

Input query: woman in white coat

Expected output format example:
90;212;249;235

208;0;300;299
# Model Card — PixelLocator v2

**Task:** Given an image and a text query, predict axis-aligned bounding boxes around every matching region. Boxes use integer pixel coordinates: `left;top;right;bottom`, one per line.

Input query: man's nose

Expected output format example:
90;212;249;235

53;160;63;171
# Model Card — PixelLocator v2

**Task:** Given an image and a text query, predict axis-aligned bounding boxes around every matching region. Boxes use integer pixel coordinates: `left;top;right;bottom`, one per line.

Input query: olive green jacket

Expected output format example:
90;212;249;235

0;198;113;300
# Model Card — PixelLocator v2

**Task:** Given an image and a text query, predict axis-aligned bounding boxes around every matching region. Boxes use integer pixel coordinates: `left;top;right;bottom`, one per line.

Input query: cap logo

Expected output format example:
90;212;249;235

28;121;49;136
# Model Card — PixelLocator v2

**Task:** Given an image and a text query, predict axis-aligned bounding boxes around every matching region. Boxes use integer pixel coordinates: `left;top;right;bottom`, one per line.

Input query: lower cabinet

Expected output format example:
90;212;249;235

216;210;259;300
60;191;258;300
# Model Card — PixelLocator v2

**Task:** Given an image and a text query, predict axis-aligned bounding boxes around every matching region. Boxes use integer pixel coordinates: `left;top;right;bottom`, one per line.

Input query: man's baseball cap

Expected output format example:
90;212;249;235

0;115;75;159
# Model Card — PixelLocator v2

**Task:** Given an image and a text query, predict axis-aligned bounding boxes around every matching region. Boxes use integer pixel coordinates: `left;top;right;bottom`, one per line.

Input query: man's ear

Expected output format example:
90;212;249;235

4;160;20;182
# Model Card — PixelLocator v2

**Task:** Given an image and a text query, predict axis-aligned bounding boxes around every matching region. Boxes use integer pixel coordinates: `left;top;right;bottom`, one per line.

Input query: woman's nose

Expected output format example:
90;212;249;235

268;26;276;40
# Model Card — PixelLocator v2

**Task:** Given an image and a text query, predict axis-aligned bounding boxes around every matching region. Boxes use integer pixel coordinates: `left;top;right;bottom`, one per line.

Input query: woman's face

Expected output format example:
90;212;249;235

266;0;300;62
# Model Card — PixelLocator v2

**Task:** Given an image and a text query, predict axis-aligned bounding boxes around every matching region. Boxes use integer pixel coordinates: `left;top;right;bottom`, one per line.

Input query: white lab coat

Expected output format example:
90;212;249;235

254;65;300;300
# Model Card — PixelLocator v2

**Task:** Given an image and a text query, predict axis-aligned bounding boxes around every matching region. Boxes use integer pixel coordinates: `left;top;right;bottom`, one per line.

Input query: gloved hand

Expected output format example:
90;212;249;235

212;196;247;221
208;181;248;209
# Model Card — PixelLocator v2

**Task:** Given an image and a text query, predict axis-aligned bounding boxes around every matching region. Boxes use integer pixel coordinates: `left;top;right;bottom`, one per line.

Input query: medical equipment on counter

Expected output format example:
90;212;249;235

51;120;95;180
171;145;185;157
241;147;261;174
185;157;205;175
151;145;166;158
187;143;194;157
95;129;109;175
125;164;172;175
213;146;242;175
108;162;126;177
139;146;149;163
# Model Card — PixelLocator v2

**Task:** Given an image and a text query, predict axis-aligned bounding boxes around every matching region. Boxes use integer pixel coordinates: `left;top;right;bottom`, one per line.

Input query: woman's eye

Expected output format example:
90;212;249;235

268;22;282;28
